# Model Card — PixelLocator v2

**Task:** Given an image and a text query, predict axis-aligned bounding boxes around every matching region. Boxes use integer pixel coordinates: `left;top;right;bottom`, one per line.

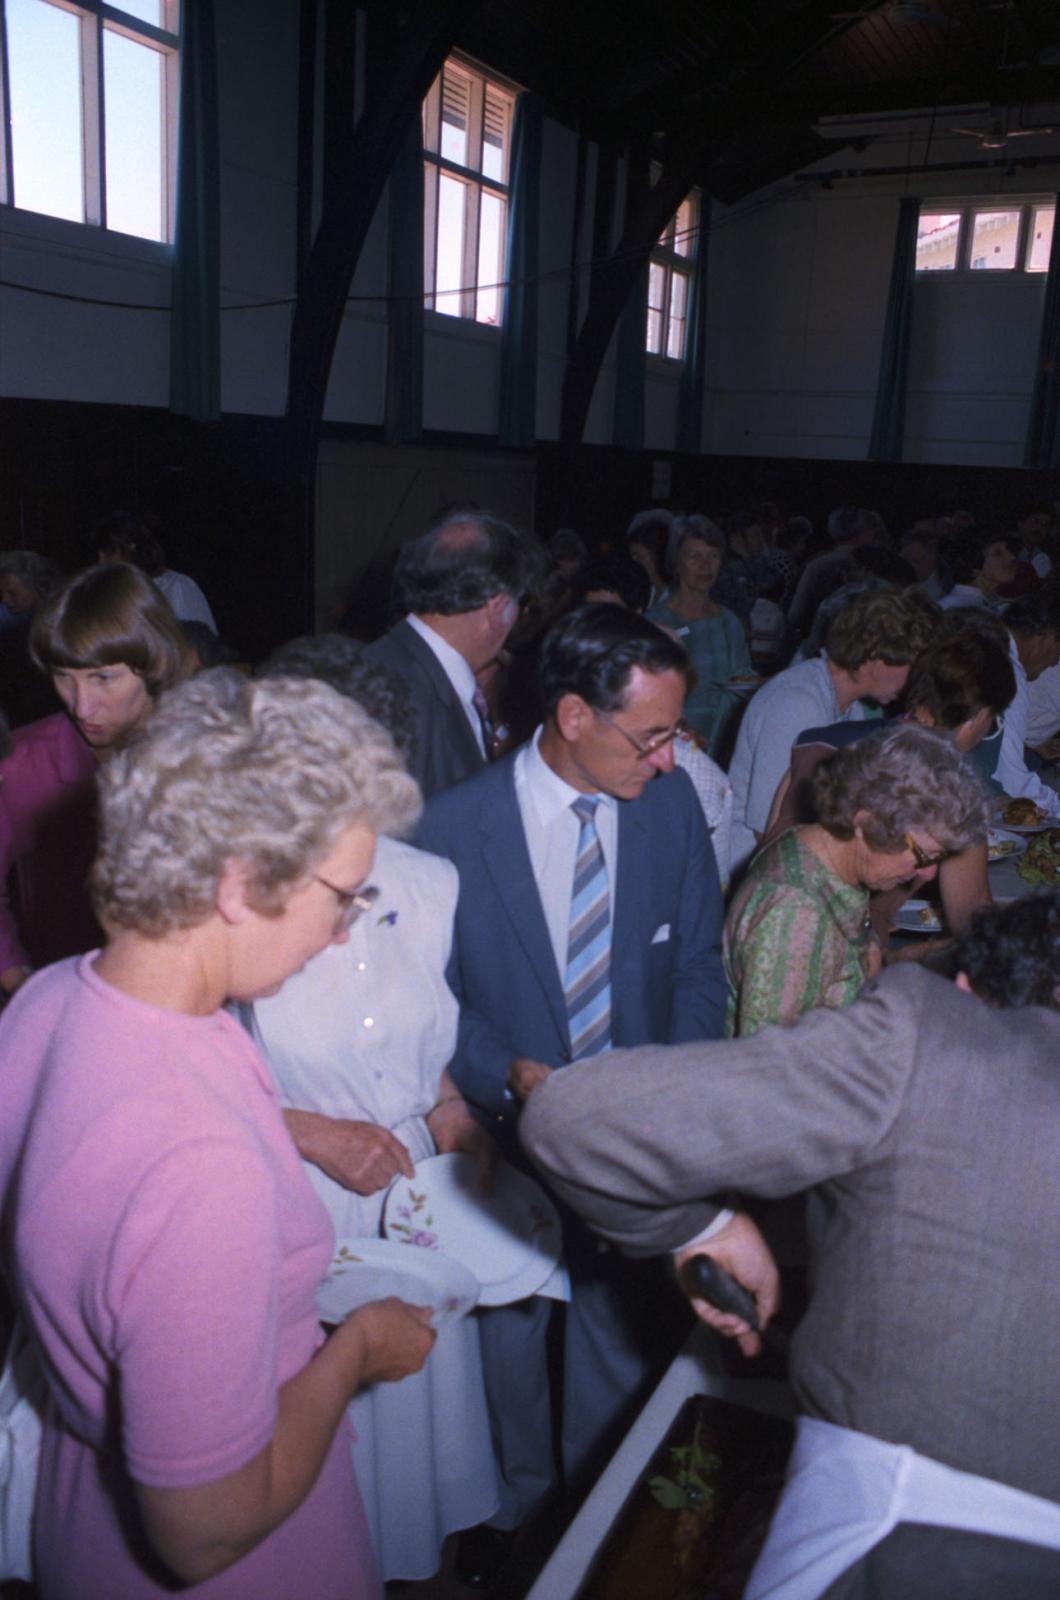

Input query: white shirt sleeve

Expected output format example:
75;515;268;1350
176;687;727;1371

992;644;1060;820
671;1209;736;1254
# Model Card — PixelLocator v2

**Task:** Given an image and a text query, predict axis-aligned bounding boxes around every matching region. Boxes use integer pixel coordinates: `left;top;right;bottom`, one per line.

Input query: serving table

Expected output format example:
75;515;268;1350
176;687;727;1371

527;1326;793;1600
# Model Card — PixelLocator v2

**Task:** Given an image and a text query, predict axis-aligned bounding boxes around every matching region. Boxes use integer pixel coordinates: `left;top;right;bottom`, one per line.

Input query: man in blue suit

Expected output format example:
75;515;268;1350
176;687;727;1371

418;604;728;1572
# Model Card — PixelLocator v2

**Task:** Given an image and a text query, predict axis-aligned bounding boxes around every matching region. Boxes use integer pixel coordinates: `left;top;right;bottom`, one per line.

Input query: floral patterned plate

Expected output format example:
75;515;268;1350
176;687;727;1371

316;1236;481;1329
382;1153;567;1307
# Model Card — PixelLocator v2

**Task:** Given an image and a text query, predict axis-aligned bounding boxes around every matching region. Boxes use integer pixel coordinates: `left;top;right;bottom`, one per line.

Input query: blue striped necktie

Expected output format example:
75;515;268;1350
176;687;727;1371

565;797;612;1060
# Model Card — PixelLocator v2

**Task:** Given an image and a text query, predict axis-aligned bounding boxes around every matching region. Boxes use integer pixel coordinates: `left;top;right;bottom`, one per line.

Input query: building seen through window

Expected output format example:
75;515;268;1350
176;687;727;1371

0;0;179;243
915;200;1054;274
647;190;698;360
421;57;517;324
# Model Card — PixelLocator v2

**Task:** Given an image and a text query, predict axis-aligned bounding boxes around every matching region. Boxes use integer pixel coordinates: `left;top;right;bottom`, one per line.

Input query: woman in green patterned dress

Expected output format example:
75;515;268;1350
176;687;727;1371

724;723;989;1036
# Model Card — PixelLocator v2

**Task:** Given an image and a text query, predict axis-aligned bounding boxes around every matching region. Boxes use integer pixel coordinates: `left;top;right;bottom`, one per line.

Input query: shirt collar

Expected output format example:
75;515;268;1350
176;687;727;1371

519;726;618;829
405;613;477;703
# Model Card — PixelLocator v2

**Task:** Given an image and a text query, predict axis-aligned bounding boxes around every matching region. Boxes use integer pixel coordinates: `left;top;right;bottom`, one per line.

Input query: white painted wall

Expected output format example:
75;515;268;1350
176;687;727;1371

703;117;1060;464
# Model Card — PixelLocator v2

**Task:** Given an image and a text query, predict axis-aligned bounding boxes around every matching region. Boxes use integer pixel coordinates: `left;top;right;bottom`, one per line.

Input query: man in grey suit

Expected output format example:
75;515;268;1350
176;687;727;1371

418;605;728;1570
522;895;1060;1599
364;509;541;799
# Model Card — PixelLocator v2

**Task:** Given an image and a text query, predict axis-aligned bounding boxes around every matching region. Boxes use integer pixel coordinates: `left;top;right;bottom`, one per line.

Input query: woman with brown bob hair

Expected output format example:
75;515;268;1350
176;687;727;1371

724;723;989;1036
0;563;192;998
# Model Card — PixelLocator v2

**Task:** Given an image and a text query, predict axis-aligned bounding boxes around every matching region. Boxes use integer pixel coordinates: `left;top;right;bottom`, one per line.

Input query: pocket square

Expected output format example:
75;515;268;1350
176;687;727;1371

651;923;671;945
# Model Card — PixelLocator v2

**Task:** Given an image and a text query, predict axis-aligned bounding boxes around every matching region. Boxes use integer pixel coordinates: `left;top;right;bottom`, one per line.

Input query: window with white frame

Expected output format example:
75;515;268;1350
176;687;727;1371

0;0;180;243
647;191;698;360
915;200;1054;275
421;57;517;324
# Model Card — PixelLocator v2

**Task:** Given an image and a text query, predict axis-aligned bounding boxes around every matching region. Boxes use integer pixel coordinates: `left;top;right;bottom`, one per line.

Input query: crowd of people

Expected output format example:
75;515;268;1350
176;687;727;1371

0;495;1058;1600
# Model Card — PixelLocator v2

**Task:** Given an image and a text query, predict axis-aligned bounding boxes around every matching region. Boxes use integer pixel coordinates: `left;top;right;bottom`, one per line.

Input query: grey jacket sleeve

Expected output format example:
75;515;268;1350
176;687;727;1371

519;967;923;1256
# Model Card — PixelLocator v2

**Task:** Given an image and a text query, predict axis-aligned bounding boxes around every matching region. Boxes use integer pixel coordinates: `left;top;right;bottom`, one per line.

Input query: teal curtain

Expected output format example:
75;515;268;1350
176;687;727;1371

498;95;543;448
612;259;647;448
384;116;424;445
1025;193;1060;469
676;197;709;454
612;156;649;449
868;195;919;461
169;0;220;421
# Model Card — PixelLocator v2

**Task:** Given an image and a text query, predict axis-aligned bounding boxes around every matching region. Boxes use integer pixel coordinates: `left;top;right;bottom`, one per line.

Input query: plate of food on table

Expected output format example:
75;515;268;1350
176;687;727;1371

986;827;1027;862
1016;828;1060;886
893;899;944;935
997;797;1053;834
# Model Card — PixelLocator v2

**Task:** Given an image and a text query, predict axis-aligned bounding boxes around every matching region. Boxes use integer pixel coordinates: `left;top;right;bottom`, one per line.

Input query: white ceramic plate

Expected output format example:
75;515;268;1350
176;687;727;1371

316;1237;480;1329
987;828;1027;861
893;898;943;934
382;1153;564;1308
999;819;1053;835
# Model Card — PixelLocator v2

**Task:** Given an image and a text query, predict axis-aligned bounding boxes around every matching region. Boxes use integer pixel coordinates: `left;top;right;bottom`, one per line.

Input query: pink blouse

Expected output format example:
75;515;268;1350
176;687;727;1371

0;712;99;975
0;954;377;1599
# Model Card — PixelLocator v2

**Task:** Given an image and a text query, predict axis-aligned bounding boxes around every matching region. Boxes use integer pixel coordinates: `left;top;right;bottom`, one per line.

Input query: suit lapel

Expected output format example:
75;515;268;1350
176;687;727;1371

611;796;651;1042
396;622;483;769
479;761;570;1044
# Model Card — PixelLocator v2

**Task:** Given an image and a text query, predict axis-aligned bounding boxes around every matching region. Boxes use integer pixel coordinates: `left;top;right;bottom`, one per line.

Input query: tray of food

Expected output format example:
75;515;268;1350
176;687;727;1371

578;1395;794;1600
1016;828;1060;886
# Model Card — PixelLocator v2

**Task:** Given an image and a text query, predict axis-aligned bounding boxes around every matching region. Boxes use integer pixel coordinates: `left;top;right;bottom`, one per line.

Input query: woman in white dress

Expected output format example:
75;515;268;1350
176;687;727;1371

247;638;500;1582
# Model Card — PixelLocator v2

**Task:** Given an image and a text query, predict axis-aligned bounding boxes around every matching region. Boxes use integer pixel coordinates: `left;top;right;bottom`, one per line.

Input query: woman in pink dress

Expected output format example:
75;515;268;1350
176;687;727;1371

0;669;434;1599
0;561;192;1001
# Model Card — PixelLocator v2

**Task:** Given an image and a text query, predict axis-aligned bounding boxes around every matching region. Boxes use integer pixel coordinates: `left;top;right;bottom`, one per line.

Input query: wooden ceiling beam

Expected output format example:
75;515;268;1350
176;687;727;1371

286;0;476;459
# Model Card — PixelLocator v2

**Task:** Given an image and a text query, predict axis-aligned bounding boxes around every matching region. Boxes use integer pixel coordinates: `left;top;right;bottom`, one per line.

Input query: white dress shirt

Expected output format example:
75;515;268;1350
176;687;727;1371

992;636;1060;820
514;729;618;981
405;612;487;757
1026;662;1060;748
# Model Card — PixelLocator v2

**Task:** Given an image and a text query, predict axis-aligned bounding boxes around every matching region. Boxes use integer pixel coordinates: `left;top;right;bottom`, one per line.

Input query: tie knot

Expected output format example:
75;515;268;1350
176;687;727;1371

571;797;599;826
472;686;490;718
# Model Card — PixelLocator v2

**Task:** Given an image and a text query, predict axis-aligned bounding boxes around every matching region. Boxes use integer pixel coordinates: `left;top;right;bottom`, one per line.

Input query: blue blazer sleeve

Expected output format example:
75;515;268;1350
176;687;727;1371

665;778;729;1043
417;777;568;1120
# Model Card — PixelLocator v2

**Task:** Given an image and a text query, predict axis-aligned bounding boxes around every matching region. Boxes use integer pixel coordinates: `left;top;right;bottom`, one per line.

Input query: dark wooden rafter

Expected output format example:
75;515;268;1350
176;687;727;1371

558;0;896;449
559;143;702;447
286;0;477;457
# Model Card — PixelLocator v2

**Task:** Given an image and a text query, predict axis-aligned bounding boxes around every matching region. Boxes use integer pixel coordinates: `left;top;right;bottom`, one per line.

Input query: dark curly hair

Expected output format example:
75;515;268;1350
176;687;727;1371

956;893;1060;1010
903;631;1015;727
258;633;417;766
568;557;651;614
825;588;938;672
393;510;543;616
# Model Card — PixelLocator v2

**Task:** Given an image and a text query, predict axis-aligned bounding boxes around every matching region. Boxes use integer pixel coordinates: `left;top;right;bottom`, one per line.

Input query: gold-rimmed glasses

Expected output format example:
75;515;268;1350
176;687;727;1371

593;709;687;758
904;834;946;871
313;877;380;931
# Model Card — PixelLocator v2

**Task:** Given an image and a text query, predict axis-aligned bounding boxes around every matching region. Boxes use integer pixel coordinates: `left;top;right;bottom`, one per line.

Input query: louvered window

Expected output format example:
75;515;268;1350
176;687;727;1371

422;58;517;324
647;190;698;361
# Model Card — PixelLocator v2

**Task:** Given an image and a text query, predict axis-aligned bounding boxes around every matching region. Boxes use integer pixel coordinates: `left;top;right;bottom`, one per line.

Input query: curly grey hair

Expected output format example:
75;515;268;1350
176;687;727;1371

92;669;421;936
813;722;990;855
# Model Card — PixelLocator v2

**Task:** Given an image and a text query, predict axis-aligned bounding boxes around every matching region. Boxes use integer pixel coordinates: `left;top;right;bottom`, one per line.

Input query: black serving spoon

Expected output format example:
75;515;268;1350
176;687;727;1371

680;1255;790;1355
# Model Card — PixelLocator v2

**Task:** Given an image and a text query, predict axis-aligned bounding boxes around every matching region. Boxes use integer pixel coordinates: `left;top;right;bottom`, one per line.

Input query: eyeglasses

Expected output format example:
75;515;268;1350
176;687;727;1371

313;876;380;930
594;709;687;757
904;834;946;870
